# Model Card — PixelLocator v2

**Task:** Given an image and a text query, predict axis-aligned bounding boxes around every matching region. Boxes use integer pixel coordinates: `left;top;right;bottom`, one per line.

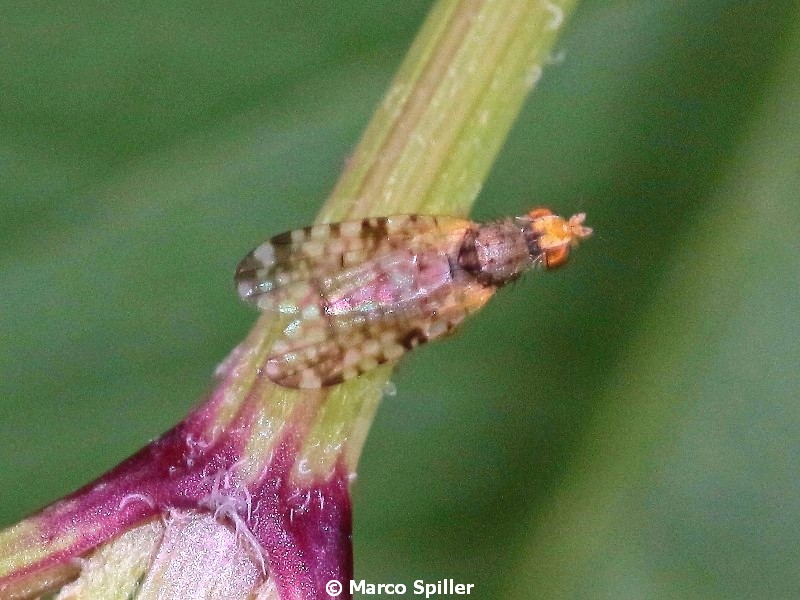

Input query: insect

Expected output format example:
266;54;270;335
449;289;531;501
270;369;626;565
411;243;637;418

235;208;591;388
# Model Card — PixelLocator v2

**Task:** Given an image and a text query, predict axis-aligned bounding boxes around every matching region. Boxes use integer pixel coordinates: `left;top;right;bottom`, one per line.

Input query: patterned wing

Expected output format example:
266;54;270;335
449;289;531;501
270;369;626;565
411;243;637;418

235;214;488;388
234;214;471;313
264;274;495;388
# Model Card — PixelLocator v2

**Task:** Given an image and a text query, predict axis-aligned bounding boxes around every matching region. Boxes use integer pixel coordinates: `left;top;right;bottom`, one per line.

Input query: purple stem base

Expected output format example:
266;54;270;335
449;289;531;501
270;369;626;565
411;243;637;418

1;393;353;600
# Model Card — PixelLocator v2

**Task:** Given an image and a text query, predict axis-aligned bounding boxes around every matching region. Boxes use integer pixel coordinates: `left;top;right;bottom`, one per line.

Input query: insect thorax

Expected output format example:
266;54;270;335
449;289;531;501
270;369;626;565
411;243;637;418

457;218;534;287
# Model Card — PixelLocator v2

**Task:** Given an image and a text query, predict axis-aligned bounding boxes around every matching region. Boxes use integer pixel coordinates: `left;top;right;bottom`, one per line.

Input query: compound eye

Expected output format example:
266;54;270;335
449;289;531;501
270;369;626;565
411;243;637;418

527;207;553;220
544;245;570;269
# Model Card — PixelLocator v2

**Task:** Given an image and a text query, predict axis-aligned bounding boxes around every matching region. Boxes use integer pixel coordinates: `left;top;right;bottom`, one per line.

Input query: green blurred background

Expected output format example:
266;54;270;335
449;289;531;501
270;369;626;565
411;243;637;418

2;2;799;598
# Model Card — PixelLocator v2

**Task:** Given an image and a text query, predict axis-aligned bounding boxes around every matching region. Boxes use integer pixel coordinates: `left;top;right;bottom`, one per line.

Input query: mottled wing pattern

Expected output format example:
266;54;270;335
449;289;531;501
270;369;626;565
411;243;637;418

235;214;490;388
235;215;469;312
264;274;495;388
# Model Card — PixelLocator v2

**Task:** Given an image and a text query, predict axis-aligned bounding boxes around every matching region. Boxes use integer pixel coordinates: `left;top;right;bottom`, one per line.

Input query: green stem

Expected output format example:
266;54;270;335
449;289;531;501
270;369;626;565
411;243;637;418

306;0;579;473
0;1;579;598
322;0;577;223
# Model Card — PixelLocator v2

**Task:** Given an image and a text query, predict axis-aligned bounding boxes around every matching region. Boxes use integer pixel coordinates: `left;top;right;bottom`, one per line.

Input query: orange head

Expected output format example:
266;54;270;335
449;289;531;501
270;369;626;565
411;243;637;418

527;207;593;268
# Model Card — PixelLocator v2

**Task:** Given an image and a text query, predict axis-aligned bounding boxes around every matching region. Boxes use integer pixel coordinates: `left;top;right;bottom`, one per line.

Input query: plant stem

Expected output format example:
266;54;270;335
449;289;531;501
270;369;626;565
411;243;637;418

309;0;579;475
0;1;578;598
